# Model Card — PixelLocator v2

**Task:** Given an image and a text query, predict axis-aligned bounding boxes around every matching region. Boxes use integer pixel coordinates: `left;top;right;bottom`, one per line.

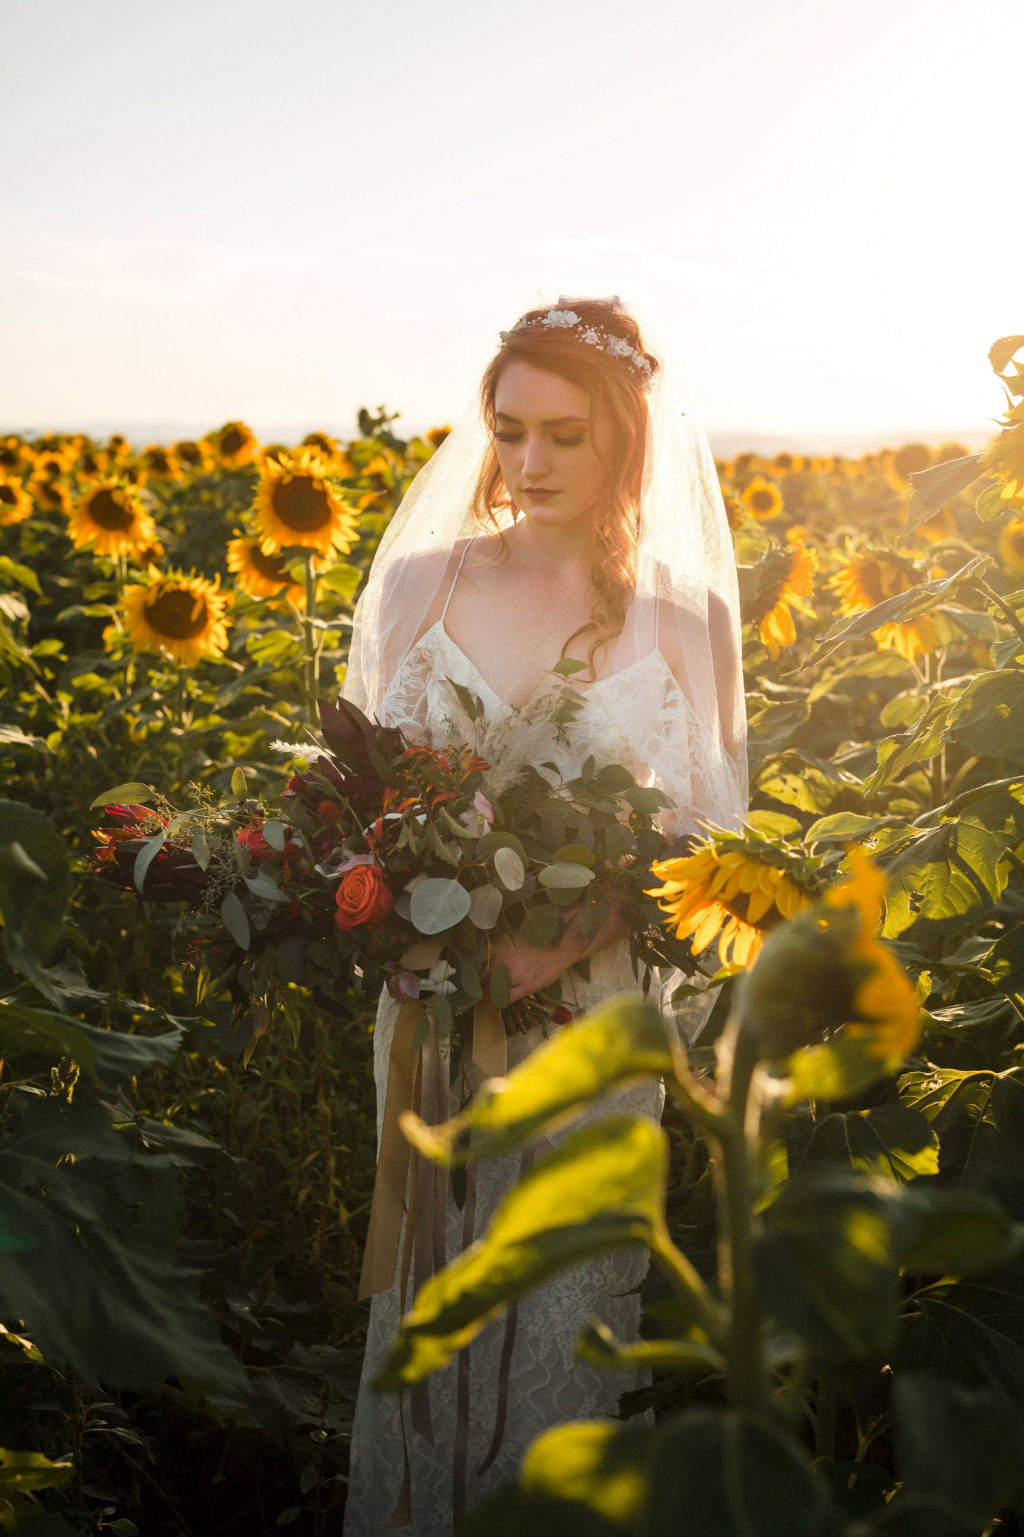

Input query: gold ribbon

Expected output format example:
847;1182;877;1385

358;998;507;1302
360;998;510;1528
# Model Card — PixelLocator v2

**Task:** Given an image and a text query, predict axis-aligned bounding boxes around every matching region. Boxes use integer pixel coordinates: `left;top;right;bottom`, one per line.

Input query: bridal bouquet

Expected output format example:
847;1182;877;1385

91;690;699;1049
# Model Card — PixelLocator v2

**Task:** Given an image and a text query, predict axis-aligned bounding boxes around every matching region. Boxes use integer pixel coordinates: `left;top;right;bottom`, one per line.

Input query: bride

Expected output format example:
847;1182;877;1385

340;296;748;1533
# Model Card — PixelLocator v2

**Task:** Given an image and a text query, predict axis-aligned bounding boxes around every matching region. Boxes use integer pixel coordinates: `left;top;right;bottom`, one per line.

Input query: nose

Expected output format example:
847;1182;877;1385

521;434;551;480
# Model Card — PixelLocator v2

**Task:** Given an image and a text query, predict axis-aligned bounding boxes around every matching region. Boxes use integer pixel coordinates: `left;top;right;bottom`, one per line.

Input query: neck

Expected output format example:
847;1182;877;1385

511;511;599;578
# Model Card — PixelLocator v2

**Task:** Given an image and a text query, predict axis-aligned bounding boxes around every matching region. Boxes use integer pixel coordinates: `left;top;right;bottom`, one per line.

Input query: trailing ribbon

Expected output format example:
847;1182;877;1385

361;998;511;1528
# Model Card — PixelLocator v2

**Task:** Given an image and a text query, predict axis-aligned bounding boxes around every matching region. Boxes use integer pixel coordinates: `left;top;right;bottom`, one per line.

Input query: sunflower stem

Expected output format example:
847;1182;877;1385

301;554;320;726
971;577;1024;649
711;1014;769;1413
925;650;946;804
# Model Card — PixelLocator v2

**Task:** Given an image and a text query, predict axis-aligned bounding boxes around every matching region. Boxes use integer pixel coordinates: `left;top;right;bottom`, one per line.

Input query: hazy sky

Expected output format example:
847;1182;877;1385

4;0;1022;446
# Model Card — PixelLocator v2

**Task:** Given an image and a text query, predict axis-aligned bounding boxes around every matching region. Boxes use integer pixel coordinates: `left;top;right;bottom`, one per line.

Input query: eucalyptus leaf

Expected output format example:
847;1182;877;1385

538;862;595;890
409;878;472;935
230;767;248;799
468;884;503;929
493;847;525;891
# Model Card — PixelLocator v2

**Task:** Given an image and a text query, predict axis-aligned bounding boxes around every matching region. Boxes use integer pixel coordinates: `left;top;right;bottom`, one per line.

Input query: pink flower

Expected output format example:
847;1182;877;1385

459;791;495;837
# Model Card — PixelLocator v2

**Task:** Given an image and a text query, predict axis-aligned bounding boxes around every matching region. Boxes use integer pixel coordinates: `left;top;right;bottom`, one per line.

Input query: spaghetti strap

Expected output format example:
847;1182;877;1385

440;541;473;624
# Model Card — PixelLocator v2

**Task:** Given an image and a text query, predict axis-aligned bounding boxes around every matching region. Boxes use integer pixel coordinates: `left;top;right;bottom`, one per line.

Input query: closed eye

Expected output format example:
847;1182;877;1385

494;433;586;448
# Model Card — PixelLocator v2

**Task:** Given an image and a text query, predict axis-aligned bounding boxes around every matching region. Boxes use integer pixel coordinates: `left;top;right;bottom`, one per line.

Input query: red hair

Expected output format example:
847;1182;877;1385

471;298;660;672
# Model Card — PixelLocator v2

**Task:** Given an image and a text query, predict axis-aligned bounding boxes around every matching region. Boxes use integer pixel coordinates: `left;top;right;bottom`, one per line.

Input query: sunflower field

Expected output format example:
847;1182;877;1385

1;333;1023;1535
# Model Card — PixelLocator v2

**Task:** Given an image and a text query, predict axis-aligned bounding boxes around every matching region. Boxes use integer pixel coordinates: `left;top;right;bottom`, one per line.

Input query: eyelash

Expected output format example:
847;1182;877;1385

494;432;585;448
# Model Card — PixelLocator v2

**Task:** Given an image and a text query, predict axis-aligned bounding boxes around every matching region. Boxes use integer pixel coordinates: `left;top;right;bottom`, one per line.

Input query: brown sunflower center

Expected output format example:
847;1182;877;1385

147;451;171;472
87;488;135;530
220;428;248;457
749;489;776;512
144;588;211;640
0;448;19;469
251;546;291;581
271;474;332;531
856;561;909;605
177;442;202;463
0;485;17;506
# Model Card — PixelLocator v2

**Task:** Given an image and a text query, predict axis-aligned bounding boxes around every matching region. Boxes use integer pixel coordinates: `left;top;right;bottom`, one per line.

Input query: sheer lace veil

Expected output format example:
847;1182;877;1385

342;295;748;833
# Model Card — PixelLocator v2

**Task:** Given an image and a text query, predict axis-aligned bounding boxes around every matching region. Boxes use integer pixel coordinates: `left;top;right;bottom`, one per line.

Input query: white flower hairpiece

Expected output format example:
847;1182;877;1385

498;308;654;387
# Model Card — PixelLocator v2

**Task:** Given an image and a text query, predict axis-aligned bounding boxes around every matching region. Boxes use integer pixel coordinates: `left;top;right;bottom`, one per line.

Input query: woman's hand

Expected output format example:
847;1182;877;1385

487;891;631;1004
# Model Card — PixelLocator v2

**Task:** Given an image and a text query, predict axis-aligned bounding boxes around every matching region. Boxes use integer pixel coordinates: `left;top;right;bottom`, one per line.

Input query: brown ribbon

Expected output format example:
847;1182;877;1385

361;998;511;1528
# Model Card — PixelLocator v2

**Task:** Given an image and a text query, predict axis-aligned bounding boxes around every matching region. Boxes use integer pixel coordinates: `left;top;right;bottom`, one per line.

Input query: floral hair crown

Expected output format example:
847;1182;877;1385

499;308;655;388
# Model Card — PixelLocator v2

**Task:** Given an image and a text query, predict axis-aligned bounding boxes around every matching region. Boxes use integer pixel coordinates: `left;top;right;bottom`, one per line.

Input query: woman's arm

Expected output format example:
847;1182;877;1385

488;891;630;1004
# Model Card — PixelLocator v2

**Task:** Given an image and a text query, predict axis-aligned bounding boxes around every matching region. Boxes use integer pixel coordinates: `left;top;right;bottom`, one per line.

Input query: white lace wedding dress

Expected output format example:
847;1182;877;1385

342;615;734;1535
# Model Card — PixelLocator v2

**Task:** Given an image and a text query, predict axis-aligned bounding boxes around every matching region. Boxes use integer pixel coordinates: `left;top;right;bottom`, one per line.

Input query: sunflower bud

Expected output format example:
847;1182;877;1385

736;849;921;1092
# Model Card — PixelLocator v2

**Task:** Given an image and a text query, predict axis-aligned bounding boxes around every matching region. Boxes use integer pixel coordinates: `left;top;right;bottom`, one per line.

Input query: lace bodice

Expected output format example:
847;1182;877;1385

378;620;740;839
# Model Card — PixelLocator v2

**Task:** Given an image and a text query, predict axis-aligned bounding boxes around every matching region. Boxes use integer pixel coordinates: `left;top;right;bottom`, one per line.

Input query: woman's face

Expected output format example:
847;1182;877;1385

492;360;609;532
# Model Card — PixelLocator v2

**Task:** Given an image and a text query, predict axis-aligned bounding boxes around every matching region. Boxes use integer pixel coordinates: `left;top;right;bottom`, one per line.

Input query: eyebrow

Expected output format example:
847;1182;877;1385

495;412;588;426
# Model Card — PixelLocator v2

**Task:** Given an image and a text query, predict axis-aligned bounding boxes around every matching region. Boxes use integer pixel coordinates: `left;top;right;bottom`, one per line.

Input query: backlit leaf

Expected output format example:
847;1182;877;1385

402;996;672;1163
375;1116;666;1387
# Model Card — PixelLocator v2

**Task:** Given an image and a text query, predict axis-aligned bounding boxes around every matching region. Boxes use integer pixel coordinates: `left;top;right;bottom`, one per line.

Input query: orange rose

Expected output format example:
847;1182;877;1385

334;865;394;931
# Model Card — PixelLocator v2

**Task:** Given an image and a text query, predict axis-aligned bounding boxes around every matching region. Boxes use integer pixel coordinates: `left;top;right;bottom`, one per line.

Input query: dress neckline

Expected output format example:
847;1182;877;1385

422;619;674;711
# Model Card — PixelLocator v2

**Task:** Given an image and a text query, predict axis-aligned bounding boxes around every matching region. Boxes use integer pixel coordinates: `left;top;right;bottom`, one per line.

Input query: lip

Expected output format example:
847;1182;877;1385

522;487;559;500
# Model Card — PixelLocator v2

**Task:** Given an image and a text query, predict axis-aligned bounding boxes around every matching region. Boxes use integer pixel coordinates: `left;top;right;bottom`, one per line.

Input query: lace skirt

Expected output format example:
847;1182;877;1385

342;943;666;1536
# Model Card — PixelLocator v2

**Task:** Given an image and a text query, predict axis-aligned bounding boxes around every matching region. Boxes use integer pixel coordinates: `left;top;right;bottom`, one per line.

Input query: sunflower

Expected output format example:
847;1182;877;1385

999;515;1024;574
747;536;819;659
137;445;183;483
76;447;109;478
227;535;318;605
31;478;73;516
981;401;1024;501
885;442;932;489
426;424;452;449
67;480;158;558
29;443;76;479
302;430;339;457
256;443;292;471
771;452;804;474
0;437;27;473
209;420;259;468
117;568;231;666
172;439;212;473
648;830;818;969
740;475;784;522
827;543;940;662
252;446;359;558
0;472;33;526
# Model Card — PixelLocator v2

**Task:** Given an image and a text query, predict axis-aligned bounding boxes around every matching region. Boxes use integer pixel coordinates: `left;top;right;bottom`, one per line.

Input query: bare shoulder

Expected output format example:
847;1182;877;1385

376;533;505;642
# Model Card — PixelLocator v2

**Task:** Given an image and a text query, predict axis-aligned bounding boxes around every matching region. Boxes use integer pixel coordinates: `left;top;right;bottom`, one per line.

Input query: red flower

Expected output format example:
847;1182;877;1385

334;865;394;932
237;818;275;863
318;800;340;824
